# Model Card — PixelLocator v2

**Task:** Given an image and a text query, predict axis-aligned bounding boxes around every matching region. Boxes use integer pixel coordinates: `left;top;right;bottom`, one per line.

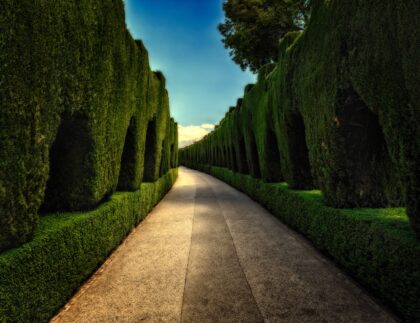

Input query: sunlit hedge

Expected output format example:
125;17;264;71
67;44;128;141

0;0;178;251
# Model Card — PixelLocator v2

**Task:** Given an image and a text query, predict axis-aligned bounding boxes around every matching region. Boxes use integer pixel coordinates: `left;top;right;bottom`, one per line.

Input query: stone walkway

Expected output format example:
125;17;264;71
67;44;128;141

52;167;397;323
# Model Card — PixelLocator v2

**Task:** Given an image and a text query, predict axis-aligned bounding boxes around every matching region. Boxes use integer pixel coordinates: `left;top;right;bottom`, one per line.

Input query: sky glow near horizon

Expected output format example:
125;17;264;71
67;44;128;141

124;0;256;147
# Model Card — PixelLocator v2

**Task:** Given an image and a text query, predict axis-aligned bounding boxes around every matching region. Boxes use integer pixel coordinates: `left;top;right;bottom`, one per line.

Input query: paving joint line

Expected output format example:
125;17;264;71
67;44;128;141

179;173;197;323
199;172;265;323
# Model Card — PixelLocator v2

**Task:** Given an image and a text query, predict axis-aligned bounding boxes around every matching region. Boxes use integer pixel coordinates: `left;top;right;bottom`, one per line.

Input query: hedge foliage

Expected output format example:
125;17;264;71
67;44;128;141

0;0;178;251
0;169;178;323
196;166;420;322
180;0;419;235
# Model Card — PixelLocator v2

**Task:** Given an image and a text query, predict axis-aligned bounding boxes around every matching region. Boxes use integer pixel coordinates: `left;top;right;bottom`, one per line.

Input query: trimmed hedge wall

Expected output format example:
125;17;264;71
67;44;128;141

193;165;420;322
179;0;419;235
0;169;178;323
0;1;178;251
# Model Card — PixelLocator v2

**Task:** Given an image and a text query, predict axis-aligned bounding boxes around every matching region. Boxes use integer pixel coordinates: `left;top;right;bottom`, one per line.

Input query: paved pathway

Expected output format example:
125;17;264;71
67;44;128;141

52;167;397;323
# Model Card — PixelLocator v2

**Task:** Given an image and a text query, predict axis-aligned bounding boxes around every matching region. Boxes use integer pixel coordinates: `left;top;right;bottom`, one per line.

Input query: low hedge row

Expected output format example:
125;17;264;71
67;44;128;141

0;169;178;323
194;165;420;322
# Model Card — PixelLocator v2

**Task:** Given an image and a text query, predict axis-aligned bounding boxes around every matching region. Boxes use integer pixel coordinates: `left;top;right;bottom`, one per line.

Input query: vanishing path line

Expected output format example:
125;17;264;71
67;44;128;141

52;167;397;323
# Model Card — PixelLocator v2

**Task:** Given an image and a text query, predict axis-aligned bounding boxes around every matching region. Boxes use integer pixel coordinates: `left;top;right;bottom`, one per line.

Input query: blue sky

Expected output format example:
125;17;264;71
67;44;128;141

124;0;255;146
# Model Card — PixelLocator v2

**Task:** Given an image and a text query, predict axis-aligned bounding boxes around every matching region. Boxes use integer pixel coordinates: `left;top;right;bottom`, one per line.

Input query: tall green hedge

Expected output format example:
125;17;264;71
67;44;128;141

288;0;407;208
270;32;314;189
0;1;178;251
180;0;419;236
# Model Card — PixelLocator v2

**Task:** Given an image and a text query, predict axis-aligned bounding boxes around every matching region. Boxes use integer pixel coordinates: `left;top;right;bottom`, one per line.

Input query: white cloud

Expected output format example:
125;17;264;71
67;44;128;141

178;124;215;148
200;123;216;130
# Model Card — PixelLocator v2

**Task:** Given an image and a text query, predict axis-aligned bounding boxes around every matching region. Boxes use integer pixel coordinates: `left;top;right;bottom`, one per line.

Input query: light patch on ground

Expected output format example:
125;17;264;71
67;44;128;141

178;124;215;148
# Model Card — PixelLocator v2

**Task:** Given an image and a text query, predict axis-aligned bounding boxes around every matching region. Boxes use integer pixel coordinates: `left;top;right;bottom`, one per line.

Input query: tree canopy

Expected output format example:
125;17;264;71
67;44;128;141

218;0;311;73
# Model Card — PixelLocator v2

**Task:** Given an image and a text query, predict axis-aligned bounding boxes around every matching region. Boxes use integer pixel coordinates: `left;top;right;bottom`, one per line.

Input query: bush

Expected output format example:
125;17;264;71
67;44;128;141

0;169;177;323
0;0;178;251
